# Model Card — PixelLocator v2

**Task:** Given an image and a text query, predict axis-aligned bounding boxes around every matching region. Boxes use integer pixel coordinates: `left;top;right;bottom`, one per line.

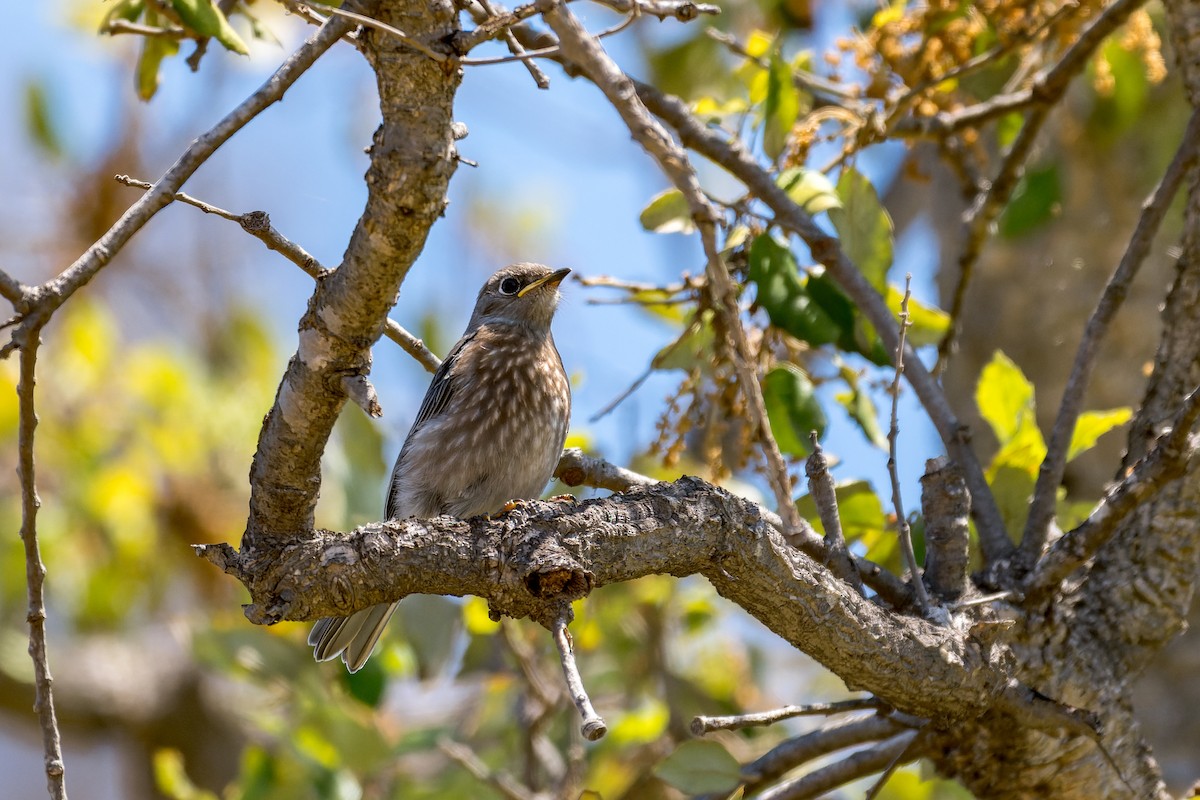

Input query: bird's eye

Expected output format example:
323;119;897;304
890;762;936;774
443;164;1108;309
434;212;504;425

498;277;522;296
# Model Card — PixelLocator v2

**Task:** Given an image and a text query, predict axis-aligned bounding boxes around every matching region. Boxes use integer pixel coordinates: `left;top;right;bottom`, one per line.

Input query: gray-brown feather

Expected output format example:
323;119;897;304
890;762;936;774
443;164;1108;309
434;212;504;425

311;264;571;672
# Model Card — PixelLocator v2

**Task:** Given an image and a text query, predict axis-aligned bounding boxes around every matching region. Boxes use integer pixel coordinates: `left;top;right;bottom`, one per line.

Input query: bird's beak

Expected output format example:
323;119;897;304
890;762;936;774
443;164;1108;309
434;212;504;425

518;268;571;297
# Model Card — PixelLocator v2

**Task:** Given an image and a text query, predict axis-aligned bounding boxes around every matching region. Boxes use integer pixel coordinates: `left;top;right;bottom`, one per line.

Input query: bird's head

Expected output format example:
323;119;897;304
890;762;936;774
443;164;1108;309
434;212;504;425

469;263;571;332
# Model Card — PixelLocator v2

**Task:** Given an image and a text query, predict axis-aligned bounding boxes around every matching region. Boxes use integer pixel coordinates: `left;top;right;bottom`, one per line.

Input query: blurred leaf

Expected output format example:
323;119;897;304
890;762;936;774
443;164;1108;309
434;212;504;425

829;168;893;292
153;749;219;800
763;49;800;159
610;698;670;744
989;463;1036;540
836;385;887;449
135;18;179;100
339;658;387;708
101;0;146;27
996;111;1024;149
462;596;500;635
170;0;249;54
976;351;1035;446
654;740;742;795
1068;407;1132;462
999;164;1061;238
778;167;841;213
639;188;695;235
652;311;714;371
748;235;842;346
762;364;826;456
23;80;62;158
887;285;950;347
1091;37;1150;138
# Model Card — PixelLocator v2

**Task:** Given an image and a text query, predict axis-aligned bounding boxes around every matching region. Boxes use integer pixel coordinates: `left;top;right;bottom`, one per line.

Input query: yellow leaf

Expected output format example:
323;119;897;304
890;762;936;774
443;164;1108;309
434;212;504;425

462;597;500;635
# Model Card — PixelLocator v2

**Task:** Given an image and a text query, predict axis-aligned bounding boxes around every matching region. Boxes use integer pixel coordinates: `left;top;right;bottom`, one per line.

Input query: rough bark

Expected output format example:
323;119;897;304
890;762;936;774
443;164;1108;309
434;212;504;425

245;0;463;541
217;2;1200;798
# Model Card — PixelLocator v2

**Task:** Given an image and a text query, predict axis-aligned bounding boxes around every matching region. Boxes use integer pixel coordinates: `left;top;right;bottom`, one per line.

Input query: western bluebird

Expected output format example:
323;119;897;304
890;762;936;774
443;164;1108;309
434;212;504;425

309;263;573;672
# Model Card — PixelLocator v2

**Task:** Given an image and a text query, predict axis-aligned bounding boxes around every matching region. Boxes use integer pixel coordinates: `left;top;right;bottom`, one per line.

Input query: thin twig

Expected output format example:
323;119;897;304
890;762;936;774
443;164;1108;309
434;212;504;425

1019;108;1200;567
478;0;550;88
893;0;1149;138
936;104;1050;374
592;0;719;21
805;435;865;595
632;80;1014;567
114;175;442;373
756;731;921;800
341;374;383;417
9;14;356;343
551;614;606;741
16;325;68;800
1022;385;1200;604
736;715;919;797
691;698;882;735
888;278;931;612
438;737;538;800
306;1;449;61
463;7;639;66
538;0;809;544
101;18;188;38
862;728;926;800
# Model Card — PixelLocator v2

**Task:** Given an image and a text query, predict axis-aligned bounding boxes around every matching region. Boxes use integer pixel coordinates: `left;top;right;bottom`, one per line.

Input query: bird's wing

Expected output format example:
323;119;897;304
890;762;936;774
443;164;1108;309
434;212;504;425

385;330;477;521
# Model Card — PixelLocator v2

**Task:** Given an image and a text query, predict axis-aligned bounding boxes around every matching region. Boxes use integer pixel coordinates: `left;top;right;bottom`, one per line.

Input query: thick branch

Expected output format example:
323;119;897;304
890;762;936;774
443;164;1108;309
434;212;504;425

199;477;1081;733
245;0;461;539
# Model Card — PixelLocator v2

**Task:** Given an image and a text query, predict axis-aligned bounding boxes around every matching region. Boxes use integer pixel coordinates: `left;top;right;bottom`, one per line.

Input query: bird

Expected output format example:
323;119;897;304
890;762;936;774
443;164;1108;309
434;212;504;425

309;263;573;672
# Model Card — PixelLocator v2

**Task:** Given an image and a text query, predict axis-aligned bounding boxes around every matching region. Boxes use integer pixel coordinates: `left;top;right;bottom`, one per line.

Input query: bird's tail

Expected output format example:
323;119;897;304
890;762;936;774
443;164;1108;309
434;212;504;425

309;601;400;673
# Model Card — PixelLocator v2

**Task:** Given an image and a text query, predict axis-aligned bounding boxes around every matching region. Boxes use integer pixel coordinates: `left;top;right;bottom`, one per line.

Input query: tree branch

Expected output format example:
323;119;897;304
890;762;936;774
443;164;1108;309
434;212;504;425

691;698;883;735
627;81;1013;568
16;324;68;800
197;477;1094;736
1023;385;1200;604
892;0;1149;138
919;457;970;600
537;0;810;547
1020;108;1200;566
245;0;462;540
114;175;442;373
756;731;921;800
8;13;355;342
739;714;912;795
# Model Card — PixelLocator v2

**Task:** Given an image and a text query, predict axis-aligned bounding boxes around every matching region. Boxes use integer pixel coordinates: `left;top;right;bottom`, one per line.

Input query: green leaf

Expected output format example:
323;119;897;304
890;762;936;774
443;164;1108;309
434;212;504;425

1067;407;1132;462
748;235;842;347
153;749;220;800
639;188;695;235
778;167;841;214
135;16;180;101
763;49;800;160
23;80;62;159
836;386;887;449
170;0;249;54
762;364;826;456
887;285;950;347
829;168;893;292
339;658;387;708
989;463;1036;541
976;351;1035;446
653;740;742;796
999;164;1061;238
652;311;714;371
